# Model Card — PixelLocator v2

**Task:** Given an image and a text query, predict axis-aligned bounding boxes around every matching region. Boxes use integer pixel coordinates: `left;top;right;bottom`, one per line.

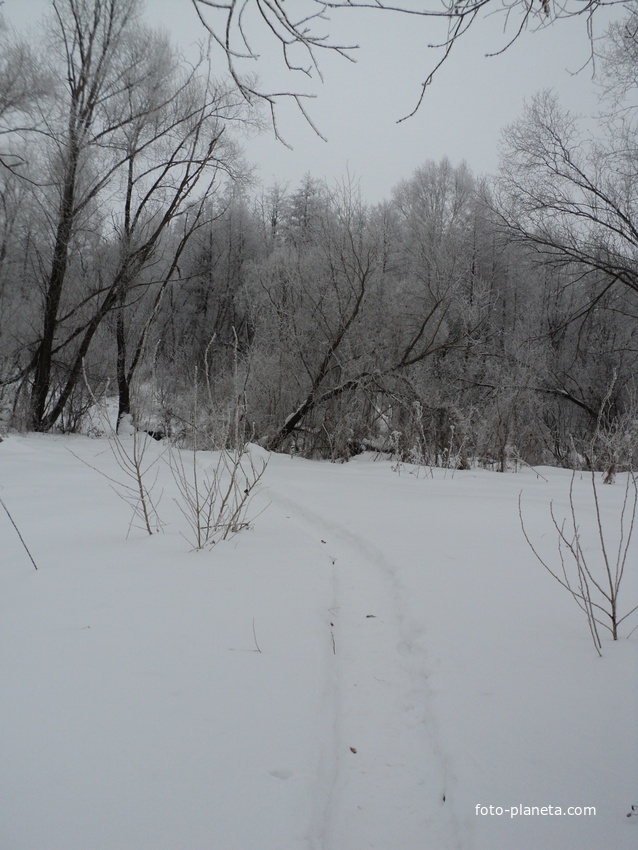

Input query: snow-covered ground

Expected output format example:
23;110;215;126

1;432;636;850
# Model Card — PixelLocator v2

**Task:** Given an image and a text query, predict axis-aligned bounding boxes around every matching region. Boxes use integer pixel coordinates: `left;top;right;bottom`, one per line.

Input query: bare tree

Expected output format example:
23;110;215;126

28;0;145;429
242;173;479;455
20;0;245;431
106;34;245;429
487;8;638;467
598;5;638;111
495;4;638;305
246;182;378;451
0;18;51;175
495;89;638;303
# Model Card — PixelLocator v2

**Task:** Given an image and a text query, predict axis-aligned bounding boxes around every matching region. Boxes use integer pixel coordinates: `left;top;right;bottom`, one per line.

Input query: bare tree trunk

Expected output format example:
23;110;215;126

30;153;78;429
116;300;131;428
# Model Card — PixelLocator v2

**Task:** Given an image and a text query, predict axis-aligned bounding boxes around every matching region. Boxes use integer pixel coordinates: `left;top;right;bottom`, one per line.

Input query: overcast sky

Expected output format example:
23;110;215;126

3;0;626;202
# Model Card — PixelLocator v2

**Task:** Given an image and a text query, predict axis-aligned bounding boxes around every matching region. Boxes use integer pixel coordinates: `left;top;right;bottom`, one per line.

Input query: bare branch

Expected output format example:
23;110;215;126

191;0;621;136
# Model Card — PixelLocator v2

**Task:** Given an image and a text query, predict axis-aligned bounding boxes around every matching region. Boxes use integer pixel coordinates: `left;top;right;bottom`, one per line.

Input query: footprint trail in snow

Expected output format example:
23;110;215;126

268;474;463;850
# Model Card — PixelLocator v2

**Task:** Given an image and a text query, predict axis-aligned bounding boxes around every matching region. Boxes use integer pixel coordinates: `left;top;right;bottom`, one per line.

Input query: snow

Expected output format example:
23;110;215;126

1;433;636;849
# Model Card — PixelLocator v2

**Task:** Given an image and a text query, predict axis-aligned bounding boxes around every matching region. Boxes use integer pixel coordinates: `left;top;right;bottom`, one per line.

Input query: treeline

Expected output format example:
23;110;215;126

0;0;636;473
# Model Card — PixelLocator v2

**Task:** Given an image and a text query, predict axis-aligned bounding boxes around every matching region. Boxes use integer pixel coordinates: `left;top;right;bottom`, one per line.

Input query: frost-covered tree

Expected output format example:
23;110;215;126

492;7;638;469
0;0;244;431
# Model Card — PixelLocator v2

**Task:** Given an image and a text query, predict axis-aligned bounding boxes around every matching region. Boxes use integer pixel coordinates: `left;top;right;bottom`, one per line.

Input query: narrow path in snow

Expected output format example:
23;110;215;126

267;476;462;850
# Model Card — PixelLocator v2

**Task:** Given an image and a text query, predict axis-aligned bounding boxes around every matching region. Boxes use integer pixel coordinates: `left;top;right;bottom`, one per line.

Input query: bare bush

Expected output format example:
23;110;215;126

169;442;267;550
106;418;165;536
167;344;268;549
520;472;638;655
68;410;165;537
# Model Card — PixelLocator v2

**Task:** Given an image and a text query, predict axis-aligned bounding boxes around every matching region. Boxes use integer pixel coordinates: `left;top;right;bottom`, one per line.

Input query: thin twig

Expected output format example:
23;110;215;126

1;496;39;570
252;617;262;653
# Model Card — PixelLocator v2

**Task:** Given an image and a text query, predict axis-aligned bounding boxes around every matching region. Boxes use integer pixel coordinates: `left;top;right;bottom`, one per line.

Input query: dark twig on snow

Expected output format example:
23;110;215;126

1;496;39;570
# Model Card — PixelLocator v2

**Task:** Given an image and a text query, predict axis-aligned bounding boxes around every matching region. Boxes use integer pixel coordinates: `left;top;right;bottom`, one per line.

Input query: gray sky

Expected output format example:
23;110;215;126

3;0;624;201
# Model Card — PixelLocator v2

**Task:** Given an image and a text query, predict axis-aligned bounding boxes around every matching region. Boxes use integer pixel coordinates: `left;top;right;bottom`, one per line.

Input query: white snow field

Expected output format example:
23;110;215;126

1;432;637;850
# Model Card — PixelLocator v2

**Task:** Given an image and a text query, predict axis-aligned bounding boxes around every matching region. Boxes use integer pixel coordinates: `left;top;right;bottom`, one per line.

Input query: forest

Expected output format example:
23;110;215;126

0;0;636;475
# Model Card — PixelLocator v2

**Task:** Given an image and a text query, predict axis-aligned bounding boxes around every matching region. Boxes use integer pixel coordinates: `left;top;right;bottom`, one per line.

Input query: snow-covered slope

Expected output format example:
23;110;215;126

1;434;636;849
